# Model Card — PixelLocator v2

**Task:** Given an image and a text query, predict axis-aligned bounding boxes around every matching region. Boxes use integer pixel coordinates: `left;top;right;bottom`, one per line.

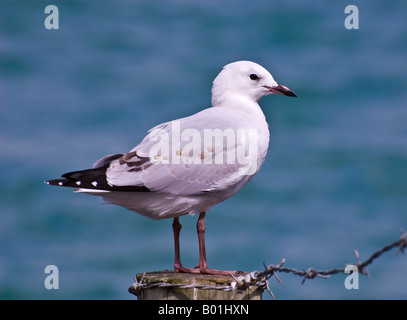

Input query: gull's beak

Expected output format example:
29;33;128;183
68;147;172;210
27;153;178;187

265;84;297;97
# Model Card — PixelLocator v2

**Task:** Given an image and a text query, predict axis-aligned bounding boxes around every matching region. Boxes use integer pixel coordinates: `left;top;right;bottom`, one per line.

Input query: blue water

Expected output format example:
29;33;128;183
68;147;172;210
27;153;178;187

1;0;406;300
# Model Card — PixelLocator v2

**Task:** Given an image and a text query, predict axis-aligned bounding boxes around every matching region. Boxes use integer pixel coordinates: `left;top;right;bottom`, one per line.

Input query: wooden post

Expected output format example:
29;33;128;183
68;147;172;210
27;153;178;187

129;271;263;300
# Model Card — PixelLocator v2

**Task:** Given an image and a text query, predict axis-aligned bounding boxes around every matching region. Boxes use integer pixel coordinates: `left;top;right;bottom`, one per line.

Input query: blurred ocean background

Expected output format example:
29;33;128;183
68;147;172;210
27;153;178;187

1;0;406;300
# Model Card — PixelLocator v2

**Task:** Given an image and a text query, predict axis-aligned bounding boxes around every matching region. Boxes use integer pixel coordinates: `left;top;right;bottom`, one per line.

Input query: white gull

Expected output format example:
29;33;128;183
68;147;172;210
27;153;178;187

46;61;296;275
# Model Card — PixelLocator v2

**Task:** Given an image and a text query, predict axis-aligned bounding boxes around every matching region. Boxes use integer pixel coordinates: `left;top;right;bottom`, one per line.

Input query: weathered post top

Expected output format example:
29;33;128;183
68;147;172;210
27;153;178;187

129;270;263;300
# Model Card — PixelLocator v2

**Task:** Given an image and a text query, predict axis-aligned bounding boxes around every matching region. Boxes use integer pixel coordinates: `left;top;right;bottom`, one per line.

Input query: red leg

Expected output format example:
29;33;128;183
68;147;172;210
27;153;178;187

173;217;200;273
196;212;208;269
172;217;183;271
195;212;239;275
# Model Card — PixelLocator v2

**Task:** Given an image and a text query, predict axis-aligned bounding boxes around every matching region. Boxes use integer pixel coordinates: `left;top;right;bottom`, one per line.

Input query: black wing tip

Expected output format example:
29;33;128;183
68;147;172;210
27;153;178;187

45;178;73;187
45;176;151;192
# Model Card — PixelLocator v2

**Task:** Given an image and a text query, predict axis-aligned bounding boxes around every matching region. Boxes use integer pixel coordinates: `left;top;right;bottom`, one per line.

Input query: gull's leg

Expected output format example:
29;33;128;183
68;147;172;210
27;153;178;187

173;217;183;271
195;212;239;276
196;212;209;269
173;217;199;273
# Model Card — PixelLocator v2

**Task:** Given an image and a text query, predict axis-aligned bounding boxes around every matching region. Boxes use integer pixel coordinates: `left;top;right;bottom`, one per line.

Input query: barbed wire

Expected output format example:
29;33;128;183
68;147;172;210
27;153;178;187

129;230;407;298
239;230;407;297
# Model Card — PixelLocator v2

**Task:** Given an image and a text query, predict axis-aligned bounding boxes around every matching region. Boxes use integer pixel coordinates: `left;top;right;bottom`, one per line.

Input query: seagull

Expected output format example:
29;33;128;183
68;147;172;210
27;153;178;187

46;61;296;275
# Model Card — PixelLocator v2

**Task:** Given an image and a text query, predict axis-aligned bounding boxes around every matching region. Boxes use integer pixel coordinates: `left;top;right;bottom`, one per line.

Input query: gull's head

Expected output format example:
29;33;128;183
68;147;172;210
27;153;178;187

212;61;296;108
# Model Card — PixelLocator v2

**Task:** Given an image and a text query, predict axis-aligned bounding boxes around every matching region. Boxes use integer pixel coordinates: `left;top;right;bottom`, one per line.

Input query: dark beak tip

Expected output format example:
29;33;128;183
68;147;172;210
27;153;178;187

277;84;297;98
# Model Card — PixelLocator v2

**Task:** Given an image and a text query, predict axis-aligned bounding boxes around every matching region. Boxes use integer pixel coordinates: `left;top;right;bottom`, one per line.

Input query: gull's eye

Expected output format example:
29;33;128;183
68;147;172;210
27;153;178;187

249;74;259;80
